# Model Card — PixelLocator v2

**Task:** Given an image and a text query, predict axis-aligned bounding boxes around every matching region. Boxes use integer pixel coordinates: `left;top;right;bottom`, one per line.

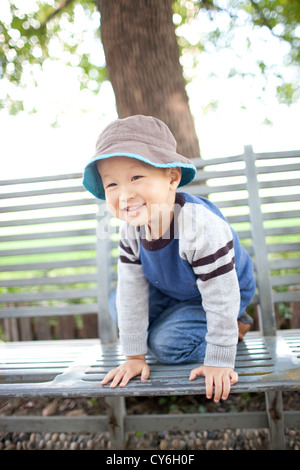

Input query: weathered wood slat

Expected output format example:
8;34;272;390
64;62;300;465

254;150;300;159
180;182;247;196
0;173;82;186
269;258;300;269
192;154;244;167
260;193;300;205
0;243;96;257
1;411;300;434
262;210;300;220
0;198;95;213
256;163;300;174
270;268;299;284
0;213;96;228
0;228;96;242
267;243;300;253
258;178;300;190
210;198;249;208
223;214;251;223
271;274;300;286
0;288;98;303
0;416;108;433
0;412;269;434
125;411;269;432
195;168;246;180
0;274;98;288
0;258;96;271
0;303;98;318
273;291;300;302
0;185;86;200
264;226;299;236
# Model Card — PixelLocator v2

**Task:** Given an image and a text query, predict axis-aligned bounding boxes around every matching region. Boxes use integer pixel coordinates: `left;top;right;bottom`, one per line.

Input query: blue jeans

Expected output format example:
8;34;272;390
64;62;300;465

109;285;208;365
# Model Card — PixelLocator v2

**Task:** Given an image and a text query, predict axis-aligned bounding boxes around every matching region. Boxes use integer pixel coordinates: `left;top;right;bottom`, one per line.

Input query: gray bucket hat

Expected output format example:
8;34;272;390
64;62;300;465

82;115;197;200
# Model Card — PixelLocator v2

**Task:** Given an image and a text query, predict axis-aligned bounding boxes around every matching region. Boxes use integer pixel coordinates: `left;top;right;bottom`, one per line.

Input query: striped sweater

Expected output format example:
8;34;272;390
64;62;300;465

116;192;256;368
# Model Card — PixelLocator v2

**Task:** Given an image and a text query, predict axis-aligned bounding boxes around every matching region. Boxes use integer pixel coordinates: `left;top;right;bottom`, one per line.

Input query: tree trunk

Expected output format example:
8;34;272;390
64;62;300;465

98;0;200;159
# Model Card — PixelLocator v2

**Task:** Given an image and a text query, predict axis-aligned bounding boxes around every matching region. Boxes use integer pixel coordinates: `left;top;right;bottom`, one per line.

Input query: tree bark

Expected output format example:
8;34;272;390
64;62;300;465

98;0;200;159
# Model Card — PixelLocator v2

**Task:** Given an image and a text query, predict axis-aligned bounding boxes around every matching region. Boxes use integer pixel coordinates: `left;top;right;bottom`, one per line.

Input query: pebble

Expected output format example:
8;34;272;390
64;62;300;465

159;438;168;450
0;427;299;450
42;402;58;417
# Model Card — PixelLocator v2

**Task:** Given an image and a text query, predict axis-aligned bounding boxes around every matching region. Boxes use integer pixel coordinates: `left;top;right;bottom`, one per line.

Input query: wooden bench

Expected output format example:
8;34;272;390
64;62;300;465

0;145;299;450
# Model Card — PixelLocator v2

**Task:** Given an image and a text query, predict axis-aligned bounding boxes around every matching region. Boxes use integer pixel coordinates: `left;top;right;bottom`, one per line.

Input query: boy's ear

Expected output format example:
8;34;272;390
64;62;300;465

169;167;182;190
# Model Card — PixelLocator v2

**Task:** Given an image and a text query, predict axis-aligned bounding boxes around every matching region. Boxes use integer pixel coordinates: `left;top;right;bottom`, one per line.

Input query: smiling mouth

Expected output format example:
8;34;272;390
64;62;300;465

122;204;145;215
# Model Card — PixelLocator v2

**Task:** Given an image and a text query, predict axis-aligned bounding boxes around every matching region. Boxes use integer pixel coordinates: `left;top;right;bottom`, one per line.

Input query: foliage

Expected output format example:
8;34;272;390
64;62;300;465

0;0;299;114
0;0;104;113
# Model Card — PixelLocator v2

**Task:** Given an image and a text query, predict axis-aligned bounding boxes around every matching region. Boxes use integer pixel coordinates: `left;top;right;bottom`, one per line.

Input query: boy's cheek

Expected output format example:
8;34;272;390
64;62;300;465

106;200;118;218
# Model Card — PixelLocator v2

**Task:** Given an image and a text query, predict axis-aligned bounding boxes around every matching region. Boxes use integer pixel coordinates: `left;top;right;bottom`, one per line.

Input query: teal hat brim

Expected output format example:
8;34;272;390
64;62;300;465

82;152;196;200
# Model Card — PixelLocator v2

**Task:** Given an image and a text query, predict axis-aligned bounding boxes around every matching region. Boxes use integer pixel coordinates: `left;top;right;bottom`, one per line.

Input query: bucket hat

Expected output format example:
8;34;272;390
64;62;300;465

82;115;197;200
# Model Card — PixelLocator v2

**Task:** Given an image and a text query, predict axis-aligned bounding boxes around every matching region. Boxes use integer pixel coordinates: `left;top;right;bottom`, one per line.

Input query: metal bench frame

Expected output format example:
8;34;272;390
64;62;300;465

1;145;299;449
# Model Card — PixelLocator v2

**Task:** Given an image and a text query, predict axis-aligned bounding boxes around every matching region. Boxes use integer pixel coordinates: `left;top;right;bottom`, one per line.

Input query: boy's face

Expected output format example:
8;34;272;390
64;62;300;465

97;156;181;236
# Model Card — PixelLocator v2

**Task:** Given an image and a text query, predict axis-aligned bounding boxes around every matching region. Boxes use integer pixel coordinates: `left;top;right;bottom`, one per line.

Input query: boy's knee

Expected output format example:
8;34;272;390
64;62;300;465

148;323;207;365
148;329;178;364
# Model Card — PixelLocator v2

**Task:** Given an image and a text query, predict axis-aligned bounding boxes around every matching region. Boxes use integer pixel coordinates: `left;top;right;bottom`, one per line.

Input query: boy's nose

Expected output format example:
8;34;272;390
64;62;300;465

119;187;135;204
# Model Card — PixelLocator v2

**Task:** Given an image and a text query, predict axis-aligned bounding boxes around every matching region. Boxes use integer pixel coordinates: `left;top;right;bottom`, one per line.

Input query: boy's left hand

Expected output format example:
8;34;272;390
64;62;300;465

189;365;238;402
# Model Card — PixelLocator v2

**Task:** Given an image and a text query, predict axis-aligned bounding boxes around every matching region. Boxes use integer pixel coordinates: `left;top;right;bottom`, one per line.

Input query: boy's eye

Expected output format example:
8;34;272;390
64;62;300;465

132;175;143;181
106;182;117;188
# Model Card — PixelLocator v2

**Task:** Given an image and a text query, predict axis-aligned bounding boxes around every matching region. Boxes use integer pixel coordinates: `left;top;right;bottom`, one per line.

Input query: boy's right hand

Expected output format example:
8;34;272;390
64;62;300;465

101;355;150;388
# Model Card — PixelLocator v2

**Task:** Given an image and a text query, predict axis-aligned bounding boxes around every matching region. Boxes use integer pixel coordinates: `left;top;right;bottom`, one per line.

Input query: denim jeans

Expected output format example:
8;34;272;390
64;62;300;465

109;285;208;365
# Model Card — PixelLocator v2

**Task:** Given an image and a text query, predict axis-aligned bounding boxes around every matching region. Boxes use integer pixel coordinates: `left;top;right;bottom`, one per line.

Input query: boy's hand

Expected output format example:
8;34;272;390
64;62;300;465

189;365;238;402
101;355;150;388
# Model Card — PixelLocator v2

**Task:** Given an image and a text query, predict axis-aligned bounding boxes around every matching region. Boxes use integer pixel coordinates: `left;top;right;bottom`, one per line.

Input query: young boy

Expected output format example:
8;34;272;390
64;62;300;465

83;115;256;402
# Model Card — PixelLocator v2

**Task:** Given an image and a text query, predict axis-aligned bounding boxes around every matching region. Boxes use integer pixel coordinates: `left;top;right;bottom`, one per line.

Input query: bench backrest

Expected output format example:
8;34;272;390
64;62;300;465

1;146;299;342
244;146;300;334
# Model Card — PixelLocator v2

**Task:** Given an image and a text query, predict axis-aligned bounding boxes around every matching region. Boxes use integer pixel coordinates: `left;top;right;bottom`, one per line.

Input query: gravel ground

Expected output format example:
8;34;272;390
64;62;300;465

1;428;300;450
1;393;300;450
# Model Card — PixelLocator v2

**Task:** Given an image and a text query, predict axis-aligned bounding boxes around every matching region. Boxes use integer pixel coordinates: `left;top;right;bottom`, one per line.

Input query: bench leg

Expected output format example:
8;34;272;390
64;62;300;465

265;391;285;450
105;396;126;449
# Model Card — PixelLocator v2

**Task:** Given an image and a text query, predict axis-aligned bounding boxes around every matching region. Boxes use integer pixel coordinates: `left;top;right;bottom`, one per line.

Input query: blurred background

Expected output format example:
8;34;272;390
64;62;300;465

1;0;299;179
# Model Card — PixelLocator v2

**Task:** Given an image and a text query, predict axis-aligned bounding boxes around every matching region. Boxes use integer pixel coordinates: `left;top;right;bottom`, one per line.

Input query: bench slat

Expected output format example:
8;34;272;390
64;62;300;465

0;243;96;257
267;243;300;253
258;178;300;190
0;173;82;186
262;210;300;220
273;291;300;302
0;228;96;242
195;168;246;180
0;303;98;318
0;258;96;271
254;150;300;159
264;226;299;236
0;198;95;214
180;182;247;196
256;163;300;174
260;193;300;204
0;288;98;303
0;274;98;288
271;274;300;286
193;154;244;166
0;185;86;200
269;258;300;269
0;213;96;228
